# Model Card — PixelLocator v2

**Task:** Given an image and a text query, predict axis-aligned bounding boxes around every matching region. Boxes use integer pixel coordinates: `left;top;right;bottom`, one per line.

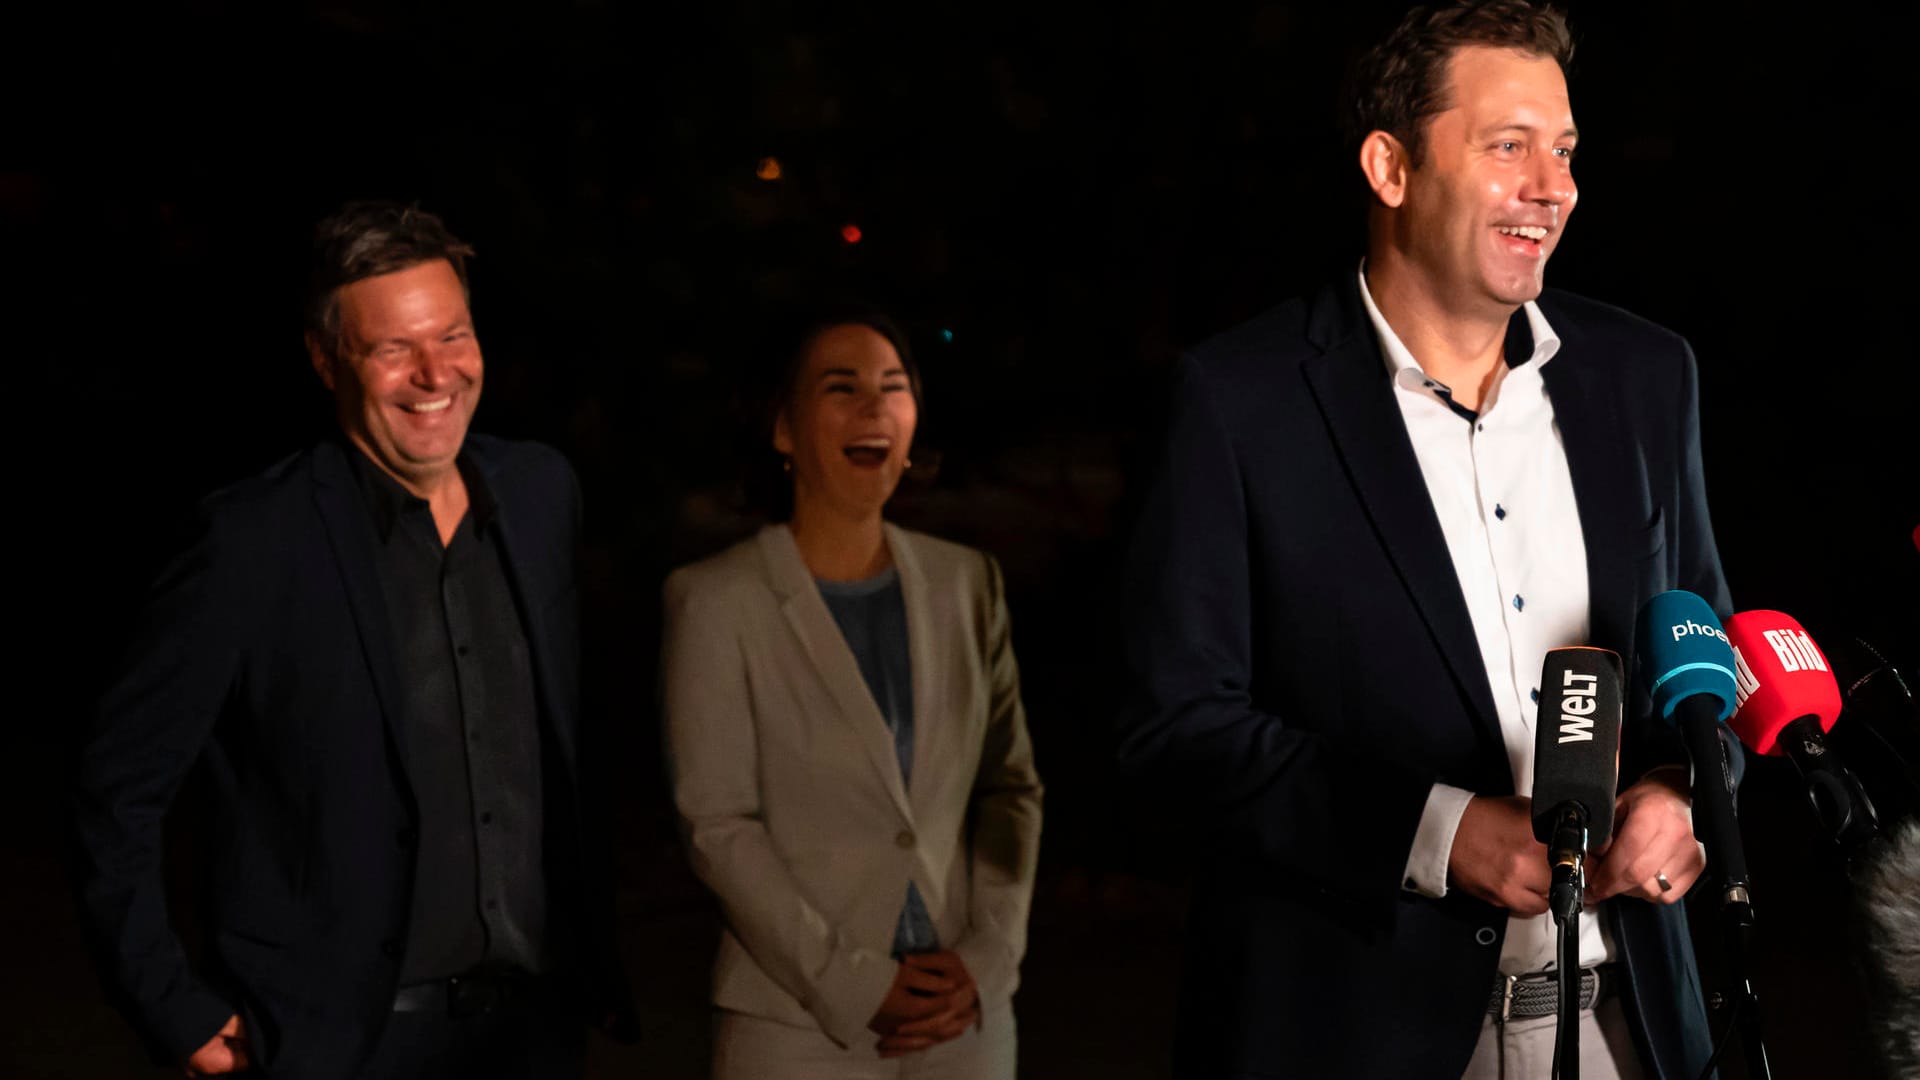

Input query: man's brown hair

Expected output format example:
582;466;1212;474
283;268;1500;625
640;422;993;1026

304;201;476;361
1347;0;1573;167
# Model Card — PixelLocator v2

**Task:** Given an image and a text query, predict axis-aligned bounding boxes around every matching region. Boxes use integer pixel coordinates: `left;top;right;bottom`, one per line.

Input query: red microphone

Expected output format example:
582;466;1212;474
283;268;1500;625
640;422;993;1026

1726;611;1879;849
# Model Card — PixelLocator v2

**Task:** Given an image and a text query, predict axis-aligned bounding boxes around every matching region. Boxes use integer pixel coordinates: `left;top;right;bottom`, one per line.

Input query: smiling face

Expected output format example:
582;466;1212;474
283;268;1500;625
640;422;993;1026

773;322;918;522
311;259;482;495
1392;45;1579;315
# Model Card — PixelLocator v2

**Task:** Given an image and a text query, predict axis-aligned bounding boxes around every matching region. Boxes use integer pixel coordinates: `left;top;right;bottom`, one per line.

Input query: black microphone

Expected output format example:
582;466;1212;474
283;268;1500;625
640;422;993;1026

1531;647;1624;921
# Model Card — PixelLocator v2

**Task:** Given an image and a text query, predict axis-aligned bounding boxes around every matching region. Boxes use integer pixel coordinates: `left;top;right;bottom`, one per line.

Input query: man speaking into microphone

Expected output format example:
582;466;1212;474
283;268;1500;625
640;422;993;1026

1118;2;1730;1076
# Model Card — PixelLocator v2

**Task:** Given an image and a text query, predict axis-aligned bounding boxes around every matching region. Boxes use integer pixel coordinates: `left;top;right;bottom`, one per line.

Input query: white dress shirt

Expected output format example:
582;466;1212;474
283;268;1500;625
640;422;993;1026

1359;266;1616;975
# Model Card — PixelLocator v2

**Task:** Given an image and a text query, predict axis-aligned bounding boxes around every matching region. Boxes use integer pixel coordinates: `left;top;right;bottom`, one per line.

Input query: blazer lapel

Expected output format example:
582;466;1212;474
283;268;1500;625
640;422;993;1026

309;441;415;793
758;526;915;823
482;472;581;777
1299;282;1506;759
884;523;943;818
1541;326;1642;658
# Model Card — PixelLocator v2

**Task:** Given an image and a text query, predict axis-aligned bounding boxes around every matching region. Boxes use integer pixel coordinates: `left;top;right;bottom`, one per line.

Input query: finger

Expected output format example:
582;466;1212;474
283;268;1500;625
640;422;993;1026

893;1000;971;1037
902;951;965;979
1507;889;1550;918
877;1034;939;1057
896;964;959;995
219;1016;245;1038
226;1040;253;1070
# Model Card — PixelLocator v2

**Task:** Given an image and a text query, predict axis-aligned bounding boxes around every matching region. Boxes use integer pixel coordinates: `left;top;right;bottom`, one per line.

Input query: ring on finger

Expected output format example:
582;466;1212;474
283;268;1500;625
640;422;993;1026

1655;871;1673;893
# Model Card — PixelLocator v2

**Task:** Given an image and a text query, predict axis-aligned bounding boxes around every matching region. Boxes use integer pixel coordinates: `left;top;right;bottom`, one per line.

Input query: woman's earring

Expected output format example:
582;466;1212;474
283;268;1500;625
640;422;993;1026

781;456;792;473
904;458;913;470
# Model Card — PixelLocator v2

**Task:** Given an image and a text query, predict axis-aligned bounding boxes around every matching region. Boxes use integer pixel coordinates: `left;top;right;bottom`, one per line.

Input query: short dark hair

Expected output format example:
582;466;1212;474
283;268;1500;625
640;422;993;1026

304;201;476;360
1347;0;1573;167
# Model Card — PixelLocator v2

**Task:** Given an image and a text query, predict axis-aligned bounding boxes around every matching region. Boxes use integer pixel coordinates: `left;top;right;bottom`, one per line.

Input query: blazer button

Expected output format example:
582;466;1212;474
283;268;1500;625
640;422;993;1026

1476;927;1498;946
395;828;416;849
381;938;401;959
895;830;915;850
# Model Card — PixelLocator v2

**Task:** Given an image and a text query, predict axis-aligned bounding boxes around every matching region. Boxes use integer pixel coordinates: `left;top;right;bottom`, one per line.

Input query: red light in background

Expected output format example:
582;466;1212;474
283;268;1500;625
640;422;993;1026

841;224;862;245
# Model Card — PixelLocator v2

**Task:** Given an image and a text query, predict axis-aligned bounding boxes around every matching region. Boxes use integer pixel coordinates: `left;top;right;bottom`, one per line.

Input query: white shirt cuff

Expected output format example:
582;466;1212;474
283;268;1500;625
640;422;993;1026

1402;783;1475;898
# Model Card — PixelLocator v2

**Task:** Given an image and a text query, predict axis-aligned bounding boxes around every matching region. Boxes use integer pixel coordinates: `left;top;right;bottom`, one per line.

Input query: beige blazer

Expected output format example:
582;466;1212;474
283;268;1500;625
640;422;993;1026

662;523;1044;1049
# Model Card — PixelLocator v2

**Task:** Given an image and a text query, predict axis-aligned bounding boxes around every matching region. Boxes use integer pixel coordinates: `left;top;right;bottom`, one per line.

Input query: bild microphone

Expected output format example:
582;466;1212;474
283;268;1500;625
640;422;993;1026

1531;647;1624;921
1725;611;1879;851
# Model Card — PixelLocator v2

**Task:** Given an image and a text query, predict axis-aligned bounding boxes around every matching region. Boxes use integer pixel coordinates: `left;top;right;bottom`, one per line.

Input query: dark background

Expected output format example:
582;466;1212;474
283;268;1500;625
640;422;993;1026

6;1;1917;1076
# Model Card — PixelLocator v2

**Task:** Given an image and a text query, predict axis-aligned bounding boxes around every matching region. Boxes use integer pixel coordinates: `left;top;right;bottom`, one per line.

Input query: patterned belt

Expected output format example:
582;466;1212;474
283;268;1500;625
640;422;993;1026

1486;964;1619;1022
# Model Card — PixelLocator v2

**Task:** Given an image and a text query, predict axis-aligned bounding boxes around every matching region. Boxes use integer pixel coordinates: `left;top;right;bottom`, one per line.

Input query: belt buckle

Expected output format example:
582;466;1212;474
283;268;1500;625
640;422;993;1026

1499;973;1518;1024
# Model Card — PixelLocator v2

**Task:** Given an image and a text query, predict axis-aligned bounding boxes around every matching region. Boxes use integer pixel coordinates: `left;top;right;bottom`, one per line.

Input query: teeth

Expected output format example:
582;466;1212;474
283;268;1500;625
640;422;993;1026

404;398;452;413
1498;225;1549;241
847;437;891;449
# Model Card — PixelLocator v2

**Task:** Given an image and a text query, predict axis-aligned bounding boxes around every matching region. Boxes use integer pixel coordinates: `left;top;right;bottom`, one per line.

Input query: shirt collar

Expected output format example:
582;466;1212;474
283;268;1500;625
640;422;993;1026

344;439;495;542
1355;260;1562;388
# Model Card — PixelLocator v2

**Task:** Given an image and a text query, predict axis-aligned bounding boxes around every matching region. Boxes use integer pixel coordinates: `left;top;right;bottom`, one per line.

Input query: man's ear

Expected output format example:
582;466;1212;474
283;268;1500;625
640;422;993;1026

306;334;336;390
1359;130;1410;208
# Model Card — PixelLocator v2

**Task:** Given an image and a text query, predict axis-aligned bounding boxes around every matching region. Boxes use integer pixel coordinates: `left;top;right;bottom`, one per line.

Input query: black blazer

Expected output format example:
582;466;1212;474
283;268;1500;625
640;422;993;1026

72;435;619;1079
1119;276;1730;1079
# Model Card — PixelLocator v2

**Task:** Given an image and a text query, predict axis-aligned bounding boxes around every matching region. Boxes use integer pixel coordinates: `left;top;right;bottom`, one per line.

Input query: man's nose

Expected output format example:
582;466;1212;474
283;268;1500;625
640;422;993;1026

411;346;453;388
1528;154;1576;208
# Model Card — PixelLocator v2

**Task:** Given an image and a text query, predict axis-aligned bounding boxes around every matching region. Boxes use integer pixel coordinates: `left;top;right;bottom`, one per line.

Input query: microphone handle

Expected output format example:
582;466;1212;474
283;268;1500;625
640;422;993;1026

1675;693;1754;918
1777;714;1881;851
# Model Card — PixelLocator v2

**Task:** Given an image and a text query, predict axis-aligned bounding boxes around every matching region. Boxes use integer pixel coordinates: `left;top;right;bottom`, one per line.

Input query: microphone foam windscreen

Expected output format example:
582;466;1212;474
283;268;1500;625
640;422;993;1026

1531;647;1625;848
1636;589;1737;724
1725;611;1843;755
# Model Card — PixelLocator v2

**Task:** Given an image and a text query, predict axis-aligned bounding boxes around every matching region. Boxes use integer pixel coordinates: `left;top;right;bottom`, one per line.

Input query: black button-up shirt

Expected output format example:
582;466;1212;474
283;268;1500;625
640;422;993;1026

350;448;549;981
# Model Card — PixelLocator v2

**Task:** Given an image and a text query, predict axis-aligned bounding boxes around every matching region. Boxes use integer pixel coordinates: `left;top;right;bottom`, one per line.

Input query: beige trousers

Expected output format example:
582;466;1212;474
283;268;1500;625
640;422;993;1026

1461;996;1646;1080
712;1004;1017;1080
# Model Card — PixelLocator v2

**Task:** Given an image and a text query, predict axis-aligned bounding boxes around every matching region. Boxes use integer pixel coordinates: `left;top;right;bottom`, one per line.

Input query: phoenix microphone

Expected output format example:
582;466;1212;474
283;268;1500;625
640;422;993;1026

1635;590;1750;913
1726;611;1879;850
1531;647;1624;922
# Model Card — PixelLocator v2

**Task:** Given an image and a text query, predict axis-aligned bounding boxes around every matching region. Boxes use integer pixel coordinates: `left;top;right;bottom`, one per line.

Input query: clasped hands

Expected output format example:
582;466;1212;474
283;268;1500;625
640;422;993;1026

1448;772;1703;917
866;949;979;1058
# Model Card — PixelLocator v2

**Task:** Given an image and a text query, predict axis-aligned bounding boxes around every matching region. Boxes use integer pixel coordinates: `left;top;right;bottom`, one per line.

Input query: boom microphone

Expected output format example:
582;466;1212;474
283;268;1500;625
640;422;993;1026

1725;611;1879;850
1531;647;1624;919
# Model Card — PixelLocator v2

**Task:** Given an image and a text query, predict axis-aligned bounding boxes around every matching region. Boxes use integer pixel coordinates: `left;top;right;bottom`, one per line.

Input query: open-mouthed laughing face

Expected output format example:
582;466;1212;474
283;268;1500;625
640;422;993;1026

774;323;918;522
312;259;482;495
1393;45;1579;315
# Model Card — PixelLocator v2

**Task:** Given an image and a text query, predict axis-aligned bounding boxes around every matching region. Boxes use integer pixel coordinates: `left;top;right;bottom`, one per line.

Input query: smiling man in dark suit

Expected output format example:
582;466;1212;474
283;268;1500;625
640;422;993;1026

73;202;629;1078
1120;3;1726;1077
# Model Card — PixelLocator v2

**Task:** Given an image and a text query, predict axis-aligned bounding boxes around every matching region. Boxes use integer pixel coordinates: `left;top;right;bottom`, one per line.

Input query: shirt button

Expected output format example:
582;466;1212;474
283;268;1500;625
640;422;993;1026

1530;688;1540;704
1512;594;1525;612
480;811;494;826
896;830;916;849
1476;927;1498;946
1494;504;1506;520
457;644;471;657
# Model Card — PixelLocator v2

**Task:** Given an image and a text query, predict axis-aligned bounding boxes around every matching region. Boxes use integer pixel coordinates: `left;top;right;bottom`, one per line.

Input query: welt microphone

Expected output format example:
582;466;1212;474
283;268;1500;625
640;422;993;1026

1530;647;1624;922
1725;611;1880;851
1635;590;1752;916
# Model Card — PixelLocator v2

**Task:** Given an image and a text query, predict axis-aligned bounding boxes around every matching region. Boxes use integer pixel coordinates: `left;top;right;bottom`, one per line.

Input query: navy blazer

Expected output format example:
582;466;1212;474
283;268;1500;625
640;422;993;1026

72;435;619;1079
1119;276;1730;1079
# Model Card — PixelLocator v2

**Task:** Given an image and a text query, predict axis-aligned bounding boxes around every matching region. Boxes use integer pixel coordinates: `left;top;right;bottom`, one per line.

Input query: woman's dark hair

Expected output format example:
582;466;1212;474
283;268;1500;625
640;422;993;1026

1345;0;1574;167
304;201;476;361
743;302;926;520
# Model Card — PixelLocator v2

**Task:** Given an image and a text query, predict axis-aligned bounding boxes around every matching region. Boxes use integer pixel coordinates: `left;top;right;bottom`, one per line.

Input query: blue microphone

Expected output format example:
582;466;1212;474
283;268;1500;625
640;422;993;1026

1636;589;1752;917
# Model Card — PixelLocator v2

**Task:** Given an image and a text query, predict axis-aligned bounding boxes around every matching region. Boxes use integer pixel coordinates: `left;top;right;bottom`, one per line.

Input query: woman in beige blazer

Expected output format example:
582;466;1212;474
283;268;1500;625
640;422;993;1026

662;311;1043;1078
